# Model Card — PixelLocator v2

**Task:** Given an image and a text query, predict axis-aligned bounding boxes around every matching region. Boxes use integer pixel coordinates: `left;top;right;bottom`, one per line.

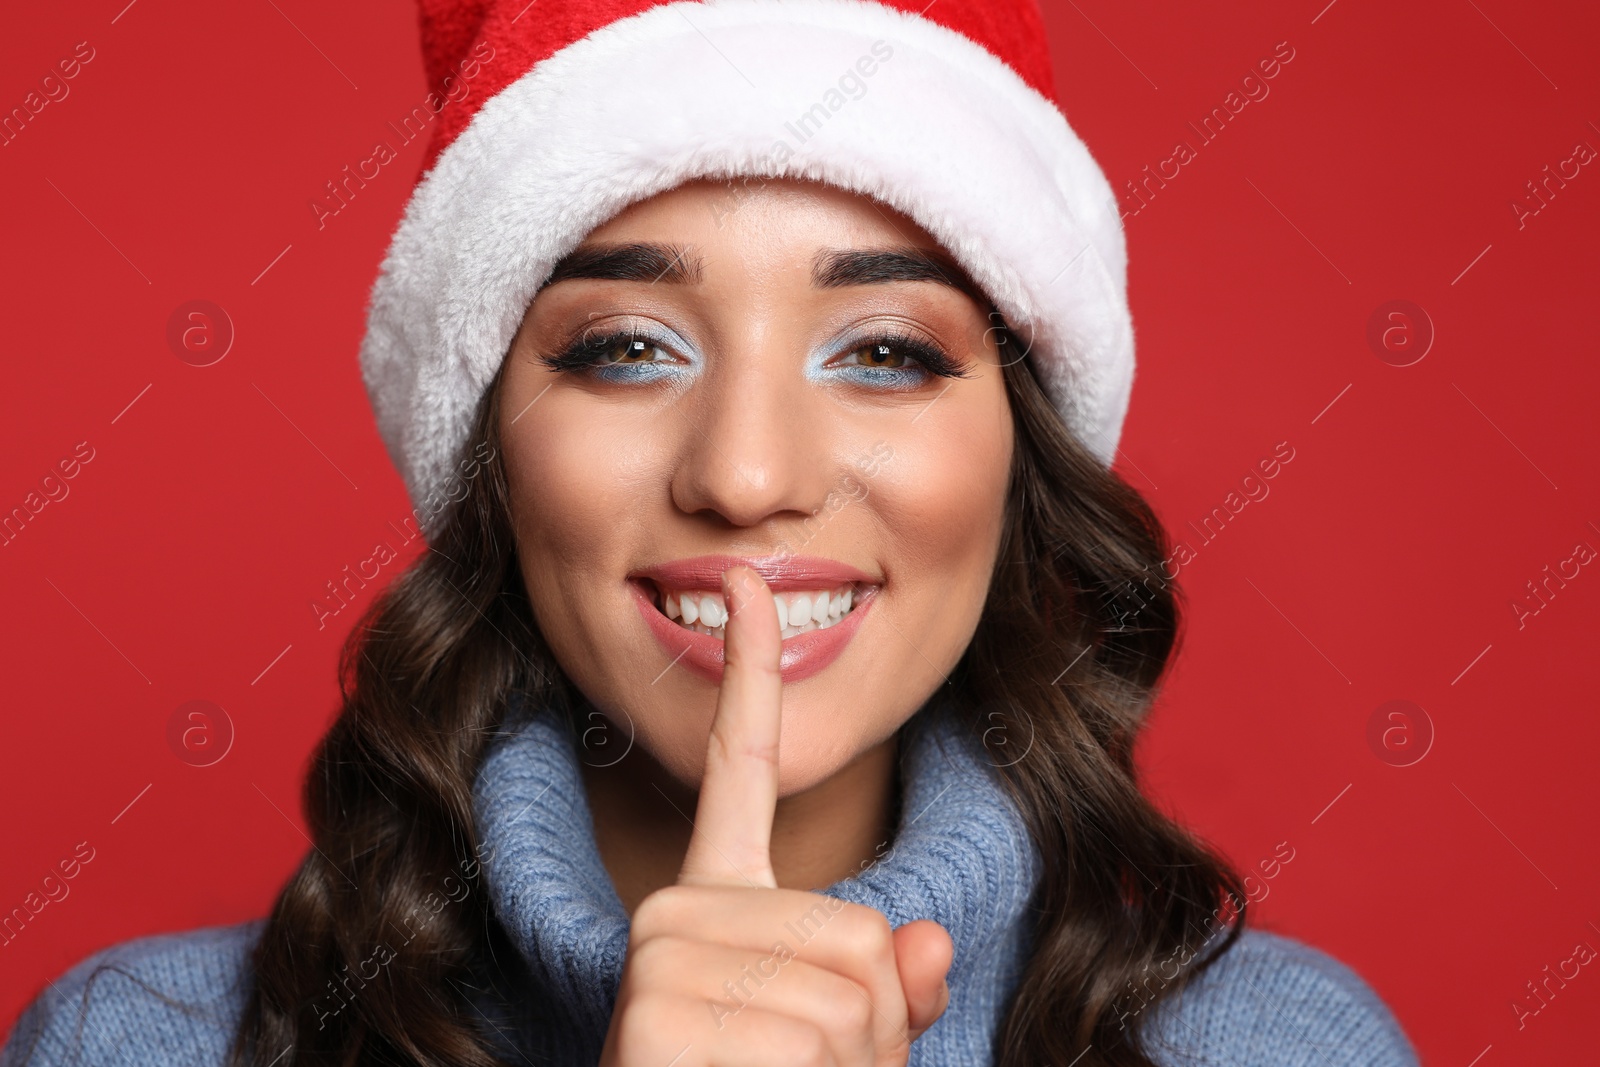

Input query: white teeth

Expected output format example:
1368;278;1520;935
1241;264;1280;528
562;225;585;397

655;583;861;641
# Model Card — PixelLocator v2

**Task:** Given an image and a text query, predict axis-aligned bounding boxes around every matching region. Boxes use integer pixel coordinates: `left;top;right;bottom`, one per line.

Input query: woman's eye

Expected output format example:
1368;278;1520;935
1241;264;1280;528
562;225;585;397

541;330;685;380
840;341;914;370
827;334;972;385
592;336;668;364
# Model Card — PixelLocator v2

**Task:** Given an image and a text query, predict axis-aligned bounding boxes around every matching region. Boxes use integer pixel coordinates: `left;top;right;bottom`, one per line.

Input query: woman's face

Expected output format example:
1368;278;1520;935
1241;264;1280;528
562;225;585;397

499;178;1014;795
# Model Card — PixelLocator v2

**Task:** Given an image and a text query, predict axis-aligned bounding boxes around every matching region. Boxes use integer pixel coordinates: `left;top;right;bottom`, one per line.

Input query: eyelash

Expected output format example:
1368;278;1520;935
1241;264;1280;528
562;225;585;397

538;329;685;383
538;327;974;387
829;328;974;387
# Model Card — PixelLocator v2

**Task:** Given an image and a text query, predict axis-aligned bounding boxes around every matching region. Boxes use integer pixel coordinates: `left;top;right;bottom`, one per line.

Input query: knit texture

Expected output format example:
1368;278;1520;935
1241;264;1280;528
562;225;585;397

468;703;1041;1063
2;704;1420;1066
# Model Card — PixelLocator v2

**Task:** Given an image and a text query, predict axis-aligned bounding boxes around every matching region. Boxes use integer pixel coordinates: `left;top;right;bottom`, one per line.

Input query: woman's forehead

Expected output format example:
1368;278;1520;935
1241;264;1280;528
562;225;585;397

578;177;936;245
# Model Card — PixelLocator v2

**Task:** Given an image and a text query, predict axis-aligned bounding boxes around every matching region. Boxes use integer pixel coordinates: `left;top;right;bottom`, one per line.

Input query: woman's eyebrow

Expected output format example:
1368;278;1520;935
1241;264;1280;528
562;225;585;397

544;242;704;286
812;247;985;304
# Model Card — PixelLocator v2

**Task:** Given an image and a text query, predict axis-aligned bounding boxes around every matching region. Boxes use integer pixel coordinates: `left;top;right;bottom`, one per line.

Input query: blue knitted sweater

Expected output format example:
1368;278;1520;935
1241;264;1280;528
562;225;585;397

2;706;1419;1066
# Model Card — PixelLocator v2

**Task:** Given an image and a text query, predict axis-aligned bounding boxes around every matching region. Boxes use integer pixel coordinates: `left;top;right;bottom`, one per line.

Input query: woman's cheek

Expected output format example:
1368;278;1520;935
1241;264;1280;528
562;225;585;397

868;419;1010;661
508;399;660;550
515;403;688;679
876;410;1010;565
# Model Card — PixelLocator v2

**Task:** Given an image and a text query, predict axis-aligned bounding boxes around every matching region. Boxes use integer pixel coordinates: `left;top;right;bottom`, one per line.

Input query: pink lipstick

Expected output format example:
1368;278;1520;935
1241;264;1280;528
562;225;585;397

628;554;881;684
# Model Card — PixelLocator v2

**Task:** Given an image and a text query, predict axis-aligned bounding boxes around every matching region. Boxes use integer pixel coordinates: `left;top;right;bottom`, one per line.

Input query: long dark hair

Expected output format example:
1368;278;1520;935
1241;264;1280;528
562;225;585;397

213;322;1247;1066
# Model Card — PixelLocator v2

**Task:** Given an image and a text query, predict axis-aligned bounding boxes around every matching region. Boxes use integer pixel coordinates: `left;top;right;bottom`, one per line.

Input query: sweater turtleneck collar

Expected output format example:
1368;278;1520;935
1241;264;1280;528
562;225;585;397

470;696;1041;1065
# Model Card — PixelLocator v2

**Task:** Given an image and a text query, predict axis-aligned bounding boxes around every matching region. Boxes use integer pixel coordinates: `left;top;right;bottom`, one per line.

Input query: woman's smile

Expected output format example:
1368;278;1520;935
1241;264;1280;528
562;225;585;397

628;554;883;683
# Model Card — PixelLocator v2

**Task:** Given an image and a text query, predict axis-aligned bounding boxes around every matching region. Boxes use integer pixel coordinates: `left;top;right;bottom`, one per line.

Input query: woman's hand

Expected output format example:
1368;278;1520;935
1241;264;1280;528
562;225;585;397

599;564;953;1067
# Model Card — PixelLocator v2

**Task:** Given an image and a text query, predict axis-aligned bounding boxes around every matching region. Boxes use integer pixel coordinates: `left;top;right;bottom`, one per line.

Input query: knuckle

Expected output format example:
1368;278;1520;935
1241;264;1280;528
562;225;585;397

626;934;684;983
613;994;675;1058
826;976;874;1034
840;903;894;957
633;884;692;933
786;1021;830;1066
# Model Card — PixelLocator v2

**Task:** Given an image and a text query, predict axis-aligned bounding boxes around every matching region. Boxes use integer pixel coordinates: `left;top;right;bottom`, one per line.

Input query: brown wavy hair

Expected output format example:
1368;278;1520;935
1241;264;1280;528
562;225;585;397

213;321;1248;1066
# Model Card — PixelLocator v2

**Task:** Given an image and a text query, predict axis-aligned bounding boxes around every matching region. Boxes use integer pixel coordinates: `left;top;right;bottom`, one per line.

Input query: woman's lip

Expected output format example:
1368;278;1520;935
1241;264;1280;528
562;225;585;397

629;578;878;685
630;553;879;592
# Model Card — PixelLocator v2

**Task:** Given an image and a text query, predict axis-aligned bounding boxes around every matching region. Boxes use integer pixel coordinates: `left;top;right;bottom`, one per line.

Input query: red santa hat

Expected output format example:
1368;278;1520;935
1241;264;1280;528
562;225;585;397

361;0;1133;531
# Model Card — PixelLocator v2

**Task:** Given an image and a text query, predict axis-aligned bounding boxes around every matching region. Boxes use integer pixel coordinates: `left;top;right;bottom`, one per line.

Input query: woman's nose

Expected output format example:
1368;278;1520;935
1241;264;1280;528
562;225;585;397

668;362;837;531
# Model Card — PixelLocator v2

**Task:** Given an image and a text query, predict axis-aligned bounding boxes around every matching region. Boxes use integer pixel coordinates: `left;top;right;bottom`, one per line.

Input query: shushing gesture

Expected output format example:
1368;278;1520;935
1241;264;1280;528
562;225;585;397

598;565;954;1066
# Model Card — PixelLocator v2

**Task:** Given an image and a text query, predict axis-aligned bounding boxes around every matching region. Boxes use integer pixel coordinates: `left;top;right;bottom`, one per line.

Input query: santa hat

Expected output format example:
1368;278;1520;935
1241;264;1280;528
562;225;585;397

361;0;1133;532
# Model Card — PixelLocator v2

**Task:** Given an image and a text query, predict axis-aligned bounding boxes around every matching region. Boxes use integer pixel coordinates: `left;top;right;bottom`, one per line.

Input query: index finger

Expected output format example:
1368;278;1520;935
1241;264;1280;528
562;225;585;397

677;564;785;889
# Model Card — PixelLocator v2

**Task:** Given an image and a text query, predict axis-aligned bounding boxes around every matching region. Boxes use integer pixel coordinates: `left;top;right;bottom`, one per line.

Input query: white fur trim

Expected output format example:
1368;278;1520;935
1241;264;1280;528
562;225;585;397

360;0;1132;529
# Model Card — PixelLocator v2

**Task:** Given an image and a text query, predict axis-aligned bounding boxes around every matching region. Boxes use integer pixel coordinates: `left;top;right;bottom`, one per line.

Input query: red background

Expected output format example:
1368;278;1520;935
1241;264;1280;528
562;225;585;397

2;1;1597;1062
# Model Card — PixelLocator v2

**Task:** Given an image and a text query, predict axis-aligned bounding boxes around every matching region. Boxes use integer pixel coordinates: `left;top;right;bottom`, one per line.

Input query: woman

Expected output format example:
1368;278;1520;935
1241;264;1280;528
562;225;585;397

2;1;1419;1065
